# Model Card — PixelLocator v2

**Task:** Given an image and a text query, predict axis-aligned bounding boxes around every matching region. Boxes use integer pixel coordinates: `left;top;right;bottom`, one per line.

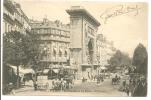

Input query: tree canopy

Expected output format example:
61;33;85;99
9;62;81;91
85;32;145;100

3;31;40;68
132;43;148;75
107;50;131;71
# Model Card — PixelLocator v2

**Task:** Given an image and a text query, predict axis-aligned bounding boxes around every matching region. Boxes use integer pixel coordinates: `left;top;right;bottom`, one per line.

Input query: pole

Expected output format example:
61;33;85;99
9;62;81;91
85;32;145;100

17;65;20;88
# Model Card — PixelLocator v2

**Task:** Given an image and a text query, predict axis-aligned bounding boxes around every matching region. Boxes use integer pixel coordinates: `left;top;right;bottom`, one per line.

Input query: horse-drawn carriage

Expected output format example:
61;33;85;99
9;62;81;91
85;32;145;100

36;75;53;90
51;75;74;91
111;74;121;85
112;77;121;85
35;66;75;91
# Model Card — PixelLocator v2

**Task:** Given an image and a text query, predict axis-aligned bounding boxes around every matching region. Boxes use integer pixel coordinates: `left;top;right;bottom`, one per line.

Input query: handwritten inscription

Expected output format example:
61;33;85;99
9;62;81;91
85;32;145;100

100;5;141;24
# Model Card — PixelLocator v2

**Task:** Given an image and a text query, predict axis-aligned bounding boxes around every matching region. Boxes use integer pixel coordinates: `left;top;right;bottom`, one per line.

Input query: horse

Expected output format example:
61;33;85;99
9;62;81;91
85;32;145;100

60;80;67;91
65;77;74;89
112;77;120;85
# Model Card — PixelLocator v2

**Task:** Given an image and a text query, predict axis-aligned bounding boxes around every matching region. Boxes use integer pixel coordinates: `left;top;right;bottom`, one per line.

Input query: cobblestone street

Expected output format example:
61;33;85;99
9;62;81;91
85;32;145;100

10;79;127;96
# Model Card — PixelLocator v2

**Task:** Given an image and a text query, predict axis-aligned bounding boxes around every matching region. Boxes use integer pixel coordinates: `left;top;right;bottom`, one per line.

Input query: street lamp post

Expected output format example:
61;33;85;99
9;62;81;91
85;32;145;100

44;47;47;69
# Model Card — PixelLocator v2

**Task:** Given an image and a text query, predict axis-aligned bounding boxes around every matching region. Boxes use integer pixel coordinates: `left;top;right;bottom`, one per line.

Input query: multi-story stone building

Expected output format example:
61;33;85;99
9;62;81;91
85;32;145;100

30;18;70;70
96;34;116;73
3;0;15;33
3;0;31;34
66;6;100;79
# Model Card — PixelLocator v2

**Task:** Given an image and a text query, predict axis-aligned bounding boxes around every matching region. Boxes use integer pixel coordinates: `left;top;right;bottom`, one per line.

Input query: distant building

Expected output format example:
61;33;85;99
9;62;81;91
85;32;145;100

3;0;31;34
66;6;100;79
96;34;116;72
30;18;70;70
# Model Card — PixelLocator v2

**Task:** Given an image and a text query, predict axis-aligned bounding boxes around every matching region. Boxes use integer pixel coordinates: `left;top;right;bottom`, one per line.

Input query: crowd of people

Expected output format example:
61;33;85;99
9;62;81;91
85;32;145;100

117;74;147;97
124;77;147;96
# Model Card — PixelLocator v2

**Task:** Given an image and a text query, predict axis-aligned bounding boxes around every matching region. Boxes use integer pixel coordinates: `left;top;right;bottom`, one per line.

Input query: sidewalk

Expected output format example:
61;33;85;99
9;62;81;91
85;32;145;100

13;81;34;94
14;86;34;93
74;79;82;85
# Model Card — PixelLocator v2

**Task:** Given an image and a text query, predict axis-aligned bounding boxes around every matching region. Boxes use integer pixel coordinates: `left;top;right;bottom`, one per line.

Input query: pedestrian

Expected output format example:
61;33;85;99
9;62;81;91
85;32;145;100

96;75;100;85
125;84;130;96
141;79;147;96
122;80;126;91
88;72;90;80
23;77;26;86
133;78;144;97
52;80;55;92
91;74;94;81
33;80;37;91
60;78;65;92
82;77;86;83
129;80;134;96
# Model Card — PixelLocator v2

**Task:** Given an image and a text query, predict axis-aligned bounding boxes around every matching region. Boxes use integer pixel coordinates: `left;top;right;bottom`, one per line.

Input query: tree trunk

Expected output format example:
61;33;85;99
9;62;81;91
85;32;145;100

16;65;20;88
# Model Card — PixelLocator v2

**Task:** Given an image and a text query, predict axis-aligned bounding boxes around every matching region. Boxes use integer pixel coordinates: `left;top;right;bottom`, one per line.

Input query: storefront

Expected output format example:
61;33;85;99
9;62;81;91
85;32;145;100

5;64;35;86
38;65;76;80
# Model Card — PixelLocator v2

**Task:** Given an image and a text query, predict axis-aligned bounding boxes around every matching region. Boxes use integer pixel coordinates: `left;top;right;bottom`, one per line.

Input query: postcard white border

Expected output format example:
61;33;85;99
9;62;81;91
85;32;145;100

1;0;150;100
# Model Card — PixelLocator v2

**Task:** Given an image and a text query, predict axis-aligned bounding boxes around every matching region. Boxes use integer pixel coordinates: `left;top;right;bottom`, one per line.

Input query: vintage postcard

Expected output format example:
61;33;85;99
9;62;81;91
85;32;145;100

2;0;148;97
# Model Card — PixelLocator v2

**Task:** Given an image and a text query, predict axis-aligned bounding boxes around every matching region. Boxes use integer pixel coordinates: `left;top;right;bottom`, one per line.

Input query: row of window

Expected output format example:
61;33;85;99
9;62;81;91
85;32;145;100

4;8;30;33
32;28;70;37
38;35;70;42
3;22;13;33
4;5;29;27
3;21;24;33
42;50;68;58
53;50;68;57
15;12;24;24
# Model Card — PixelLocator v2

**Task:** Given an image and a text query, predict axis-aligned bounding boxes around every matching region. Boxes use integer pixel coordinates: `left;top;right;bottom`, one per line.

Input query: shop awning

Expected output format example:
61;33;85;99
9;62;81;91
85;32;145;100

100;66;107;70
22;69;35;74
63;66;70;69
7;64;35;76
52;68;60;73
63;66;77;70
43;69;50;74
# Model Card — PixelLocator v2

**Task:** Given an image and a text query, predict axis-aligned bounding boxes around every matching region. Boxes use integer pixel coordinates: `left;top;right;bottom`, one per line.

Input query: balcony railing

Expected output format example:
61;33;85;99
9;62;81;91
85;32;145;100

40;56;68;62
3;13;14;24
39;36;70;42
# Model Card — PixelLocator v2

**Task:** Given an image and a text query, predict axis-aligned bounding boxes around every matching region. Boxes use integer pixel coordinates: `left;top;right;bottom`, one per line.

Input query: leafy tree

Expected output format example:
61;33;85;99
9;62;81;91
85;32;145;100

3;31;27;88
132;43;148;76
3;31;40;88
22;31;40;70
107;50;131;71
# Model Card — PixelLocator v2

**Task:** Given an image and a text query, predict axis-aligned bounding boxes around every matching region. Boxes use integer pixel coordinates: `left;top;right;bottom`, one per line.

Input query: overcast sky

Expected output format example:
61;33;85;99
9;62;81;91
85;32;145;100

13;0;148;57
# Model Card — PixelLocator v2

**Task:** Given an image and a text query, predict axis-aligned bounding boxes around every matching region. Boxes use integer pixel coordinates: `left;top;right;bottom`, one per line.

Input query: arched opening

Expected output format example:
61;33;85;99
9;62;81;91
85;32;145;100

64;50;67;57
88;39;93;53
88;39;94;63
53;49;56;57
59;50;62;57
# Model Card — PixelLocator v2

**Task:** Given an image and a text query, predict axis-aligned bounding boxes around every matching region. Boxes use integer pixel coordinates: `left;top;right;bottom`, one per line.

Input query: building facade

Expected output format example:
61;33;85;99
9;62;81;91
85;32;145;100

96;34;116;72
66;6;100;79
3;0;31;34
30;18;70;70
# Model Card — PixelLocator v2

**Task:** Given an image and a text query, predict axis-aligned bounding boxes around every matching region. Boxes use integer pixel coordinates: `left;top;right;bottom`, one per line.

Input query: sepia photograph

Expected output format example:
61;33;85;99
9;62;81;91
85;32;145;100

1;0;148;97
